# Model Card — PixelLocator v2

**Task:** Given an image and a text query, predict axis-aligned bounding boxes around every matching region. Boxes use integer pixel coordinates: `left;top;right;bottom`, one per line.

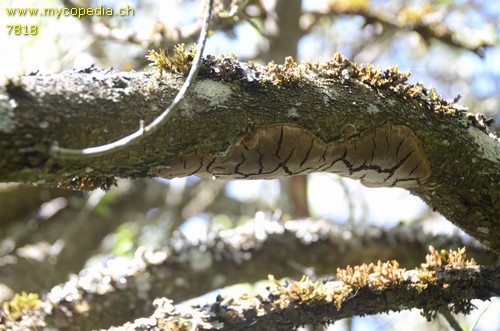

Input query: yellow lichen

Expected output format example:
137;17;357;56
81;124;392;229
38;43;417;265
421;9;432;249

2;292;41;321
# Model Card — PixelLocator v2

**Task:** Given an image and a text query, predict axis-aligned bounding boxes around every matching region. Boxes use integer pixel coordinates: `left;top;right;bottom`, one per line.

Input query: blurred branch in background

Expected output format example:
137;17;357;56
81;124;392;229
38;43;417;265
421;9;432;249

2;215;497;329
304;0;493;57
0;180;166;295
0;183;82;228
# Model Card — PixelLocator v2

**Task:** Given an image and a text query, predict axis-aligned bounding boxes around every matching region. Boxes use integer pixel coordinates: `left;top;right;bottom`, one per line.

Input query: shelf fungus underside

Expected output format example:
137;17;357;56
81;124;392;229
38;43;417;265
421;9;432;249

156;124;432;188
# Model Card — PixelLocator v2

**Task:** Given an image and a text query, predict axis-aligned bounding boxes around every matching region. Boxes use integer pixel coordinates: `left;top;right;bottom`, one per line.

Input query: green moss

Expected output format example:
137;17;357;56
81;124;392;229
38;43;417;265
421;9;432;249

145;47;476;128
146;44;197;76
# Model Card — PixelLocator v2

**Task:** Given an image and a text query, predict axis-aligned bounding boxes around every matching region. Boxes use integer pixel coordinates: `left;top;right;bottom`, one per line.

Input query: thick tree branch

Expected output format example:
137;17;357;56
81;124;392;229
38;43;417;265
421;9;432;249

50;0;213;158
1;56;498;251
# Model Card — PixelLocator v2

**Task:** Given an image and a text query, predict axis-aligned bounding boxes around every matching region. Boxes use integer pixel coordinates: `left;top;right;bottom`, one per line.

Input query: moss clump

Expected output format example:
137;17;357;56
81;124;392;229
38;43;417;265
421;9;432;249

270;260;406;312
337;260;406;292
147;44;197;76
147;45;248;82
416;245;476;292
264;57;303;85
414;269;438;292
269;274;352;310
2;292;41;321
417;246;477;321
214;247;477;326
422;245;476;268
305;52;411;89
145;47;482;127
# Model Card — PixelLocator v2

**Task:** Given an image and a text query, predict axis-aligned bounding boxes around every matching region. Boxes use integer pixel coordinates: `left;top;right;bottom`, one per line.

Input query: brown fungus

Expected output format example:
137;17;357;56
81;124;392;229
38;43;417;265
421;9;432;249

156;124;431;188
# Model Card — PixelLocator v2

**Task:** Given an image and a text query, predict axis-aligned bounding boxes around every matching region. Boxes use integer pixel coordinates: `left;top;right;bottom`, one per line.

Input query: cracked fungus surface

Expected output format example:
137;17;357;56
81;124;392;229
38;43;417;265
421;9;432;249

157;124;431;188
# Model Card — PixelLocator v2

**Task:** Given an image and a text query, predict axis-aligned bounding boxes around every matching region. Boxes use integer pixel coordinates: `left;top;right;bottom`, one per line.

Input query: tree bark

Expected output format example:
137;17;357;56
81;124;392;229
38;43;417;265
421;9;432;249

2;218;496;330
0;60;498;251
270;0;311;219
137;265;499;331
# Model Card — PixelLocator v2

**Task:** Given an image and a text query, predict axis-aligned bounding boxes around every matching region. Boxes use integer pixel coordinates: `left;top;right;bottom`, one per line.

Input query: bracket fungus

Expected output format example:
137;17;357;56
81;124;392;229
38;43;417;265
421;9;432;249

156;124;431;188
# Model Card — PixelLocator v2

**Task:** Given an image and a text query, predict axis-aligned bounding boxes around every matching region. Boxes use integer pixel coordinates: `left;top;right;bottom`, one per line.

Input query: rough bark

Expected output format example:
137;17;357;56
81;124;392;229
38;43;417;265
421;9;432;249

0;59;498;251
1;217;497;330
113;265;497;331
269;0;310;219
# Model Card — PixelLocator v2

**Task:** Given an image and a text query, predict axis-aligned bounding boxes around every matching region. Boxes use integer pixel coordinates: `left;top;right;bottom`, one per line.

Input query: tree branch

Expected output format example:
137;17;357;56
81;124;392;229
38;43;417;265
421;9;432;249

305;4;491;57
1;55;498;251
112;265;498;331
1;218;493;329
0;180;167;294
50;0;214;159
2;232;496;330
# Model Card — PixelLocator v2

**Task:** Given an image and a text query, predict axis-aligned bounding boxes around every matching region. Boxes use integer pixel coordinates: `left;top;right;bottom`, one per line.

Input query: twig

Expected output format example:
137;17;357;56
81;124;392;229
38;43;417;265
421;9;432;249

50;0;214;159
439;307;464;331
239;11;272;39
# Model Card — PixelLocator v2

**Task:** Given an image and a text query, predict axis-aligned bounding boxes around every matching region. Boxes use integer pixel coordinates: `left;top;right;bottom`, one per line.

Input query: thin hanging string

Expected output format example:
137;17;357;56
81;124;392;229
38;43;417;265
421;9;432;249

51;0;214;159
